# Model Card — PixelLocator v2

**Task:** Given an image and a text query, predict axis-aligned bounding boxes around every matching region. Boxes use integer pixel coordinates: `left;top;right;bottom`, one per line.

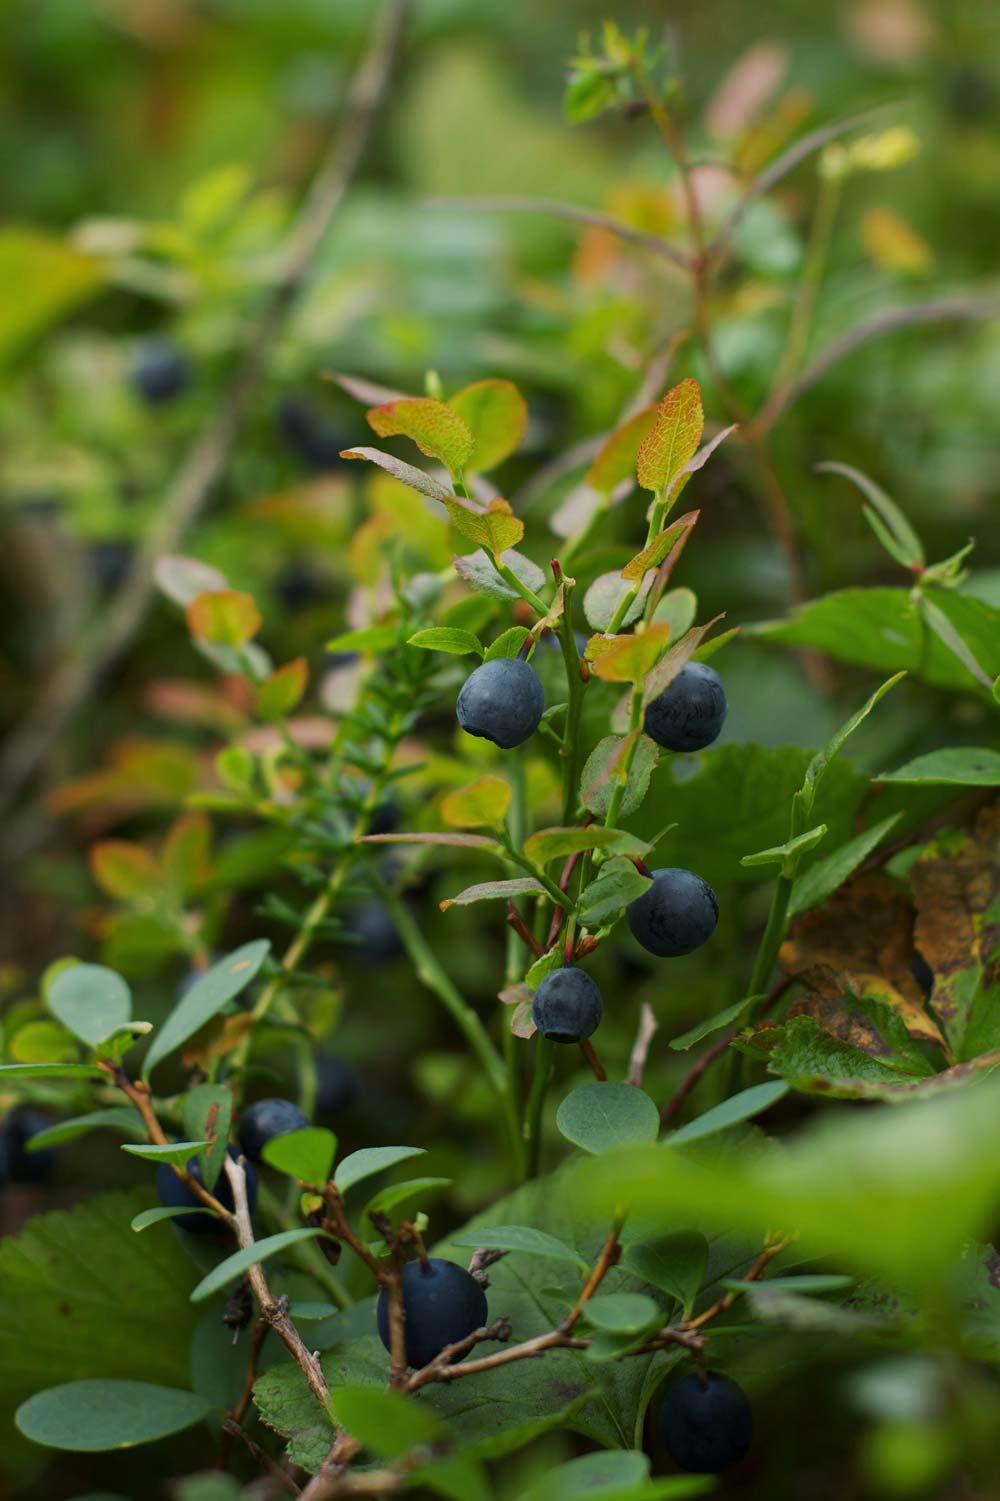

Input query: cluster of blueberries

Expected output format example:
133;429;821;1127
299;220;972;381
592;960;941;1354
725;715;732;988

458;655;727;1044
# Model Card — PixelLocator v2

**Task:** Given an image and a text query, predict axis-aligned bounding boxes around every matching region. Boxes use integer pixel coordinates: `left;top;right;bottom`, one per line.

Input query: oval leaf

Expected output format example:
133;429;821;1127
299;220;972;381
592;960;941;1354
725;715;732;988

190;1228;327;1303
143;940;271;1077
451;1225;589;1271
449;379;528;473
15;1380;212;1452
261;1127;337;1186
186;590;261;648
556;1082;660;1156
47;964;132;1050
335;1145;425;1195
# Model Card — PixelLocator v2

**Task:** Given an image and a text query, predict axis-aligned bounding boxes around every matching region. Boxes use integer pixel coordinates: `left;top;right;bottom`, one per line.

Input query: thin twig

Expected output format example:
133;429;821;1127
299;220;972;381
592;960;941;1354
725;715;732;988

659;976;793;1128
0;0;412;799
626;1003;659;1088
506;899;544;959
221;1418;302;1496
425;194;690;270
224;1155;330;1408
754;296;1000;435
579;1039;608;1081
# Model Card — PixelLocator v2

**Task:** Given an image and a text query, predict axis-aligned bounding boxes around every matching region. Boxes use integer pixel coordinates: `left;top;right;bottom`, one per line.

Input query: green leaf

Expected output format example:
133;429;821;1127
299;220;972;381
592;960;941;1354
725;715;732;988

340;445;454;503
564;68;620;124
180;1083;232;1193
788;814;903;919
122;1141;209;1168
583;571;652;632
143;940;271;1077
444;497;524;561
47;963;132;1049
186;590;260;649
587;407;658;495
667;1082;789;1146
362;832;501;854
335;1146;425;1195
0;227;103;365
261;1128;337;1186
524;826;650;866
816;461;924;567
449;379;528;473
450;1225;589;1271
876;748;1000;786
329;1383;442;1459
367;397;474;478
131;1205;216;1232
581;736;659;820
26;1108;145;1151
515;1449;704;1501
0;1189;202;1474
485;626;532;661
801;672;906;811
7;1019;78;1064
15;1380;211;1453
636;380;704;497
257;659;308;722
325;624;399;653
764;1015;992;1102
620;1232;709;1318
577;858;652;928
364;1177;452;1221
407;627;484;658
582;1292;661;1334
669;997;760;1051
440;775;512;829
741;824;827;874
190;1229;326;1303
753;588;1000;694
454;548;547;603
440;877;545;912
0;1062;102;1080
556;1082;661;1156
920;594;996;690
723;1273;853;1295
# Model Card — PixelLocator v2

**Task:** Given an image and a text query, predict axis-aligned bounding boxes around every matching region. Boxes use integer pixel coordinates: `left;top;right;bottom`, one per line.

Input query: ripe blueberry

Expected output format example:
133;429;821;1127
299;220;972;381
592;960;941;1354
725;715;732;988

376;1257;488;1370
315;1056;359;1117
0;1107;57;1185
155;1144;257;1234
456;657;544;750
238;1098;309;1163
660;1371;752;1473
130;339;189;404
627;867;718;957
531;968;603;1043
644;663;727;753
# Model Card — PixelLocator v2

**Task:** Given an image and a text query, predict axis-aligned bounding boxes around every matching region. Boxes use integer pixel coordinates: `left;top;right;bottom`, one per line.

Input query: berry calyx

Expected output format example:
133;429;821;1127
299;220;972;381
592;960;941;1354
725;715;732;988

660;1371;753;1473
456;657;544;750
155;1144;257;1234
531;968;603;1043
238;1098;309;1163
627;867;718;957
644;663;727;753
376;1257;489;1370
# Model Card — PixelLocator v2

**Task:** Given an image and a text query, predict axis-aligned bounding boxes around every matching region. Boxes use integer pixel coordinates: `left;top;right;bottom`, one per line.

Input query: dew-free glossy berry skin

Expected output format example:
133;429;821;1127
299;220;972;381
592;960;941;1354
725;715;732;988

130;340;189;404
156;1145;257;1233
238;1098;309;1163
456;657;545;750
531;968;603;1043
0;1107;57;1184
376;1257;489;1370
660;1371;753;1473
627;867;718;957
644;663;727;753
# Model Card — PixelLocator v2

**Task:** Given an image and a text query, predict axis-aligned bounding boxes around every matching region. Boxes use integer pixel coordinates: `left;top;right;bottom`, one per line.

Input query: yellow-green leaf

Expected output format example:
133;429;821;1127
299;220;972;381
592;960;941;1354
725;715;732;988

440;775;512;829
186;591;261;648
0;228;103;365
443;497;524;560
590;624;671;684
88;842;161;904
621;512;698;582
367;398;474;478
257;659;308;722
449;379;528;473
635;378;704;495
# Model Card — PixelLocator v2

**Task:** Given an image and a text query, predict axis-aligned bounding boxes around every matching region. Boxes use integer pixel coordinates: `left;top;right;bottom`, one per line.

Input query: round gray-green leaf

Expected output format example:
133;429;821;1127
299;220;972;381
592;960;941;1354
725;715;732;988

556;1081;660;1156
15;1379;212;1451
47;964;132;1050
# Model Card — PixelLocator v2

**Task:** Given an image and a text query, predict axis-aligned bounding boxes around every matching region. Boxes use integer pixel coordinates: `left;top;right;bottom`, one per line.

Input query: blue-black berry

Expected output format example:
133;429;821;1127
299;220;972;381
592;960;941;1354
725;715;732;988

532;968;603;1043
660;1371;752;1473
456;657;544;750
627;867;718;957
130;339;189;404
238;1098;309;1163
155;1144;257;1234
0;1107;56;1184
376;1257;488;1370
644;663;727;753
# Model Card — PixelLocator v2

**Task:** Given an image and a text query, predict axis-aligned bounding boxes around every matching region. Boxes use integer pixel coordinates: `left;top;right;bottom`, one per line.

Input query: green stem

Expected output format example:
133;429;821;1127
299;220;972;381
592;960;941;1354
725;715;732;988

606;489;665;636
526;1035;554;1179
502;752;529;1176
373;877;523;1171
604;686;644;830
557;591;586;825
495;559;548;616
747;873;794;1013
506;846;575;912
